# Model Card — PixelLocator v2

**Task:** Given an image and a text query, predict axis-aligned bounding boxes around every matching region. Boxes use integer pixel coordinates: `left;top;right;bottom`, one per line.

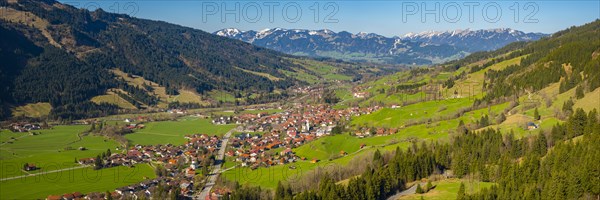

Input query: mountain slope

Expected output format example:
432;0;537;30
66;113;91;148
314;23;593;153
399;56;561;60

346;19;599;113
0;0;372;120
214;28;546;65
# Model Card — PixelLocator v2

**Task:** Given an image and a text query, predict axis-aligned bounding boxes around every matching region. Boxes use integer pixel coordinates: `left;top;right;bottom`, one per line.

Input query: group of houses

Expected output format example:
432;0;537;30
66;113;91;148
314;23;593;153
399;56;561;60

227;132;301;169
223;104;382;168
8;122;41;132
55;133;223;200
353;127;399;137
42;104;384;200
211;112;270;125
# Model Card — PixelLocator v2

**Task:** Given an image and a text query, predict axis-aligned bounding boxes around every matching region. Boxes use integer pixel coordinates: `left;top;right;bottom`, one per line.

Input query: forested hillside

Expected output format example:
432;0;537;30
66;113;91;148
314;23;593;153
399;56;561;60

0;0;375;120
473;20;600;104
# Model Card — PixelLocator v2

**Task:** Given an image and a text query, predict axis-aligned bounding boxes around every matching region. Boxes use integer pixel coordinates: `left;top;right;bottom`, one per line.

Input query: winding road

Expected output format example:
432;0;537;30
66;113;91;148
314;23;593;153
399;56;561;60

386;183;419;200
195;126;239;200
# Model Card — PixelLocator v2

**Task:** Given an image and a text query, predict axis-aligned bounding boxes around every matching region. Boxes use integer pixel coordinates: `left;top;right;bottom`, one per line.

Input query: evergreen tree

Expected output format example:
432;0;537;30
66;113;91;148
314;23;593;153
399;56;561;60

534;107;541;120
533;132;548;156
457;182;466;200
275;181;285;200
575;85;585;99
106;191;113;200
497;112;507;124
426;180;432;192
457;120;467;134
373;149;383;167
415;184;424;194
94;155;102;170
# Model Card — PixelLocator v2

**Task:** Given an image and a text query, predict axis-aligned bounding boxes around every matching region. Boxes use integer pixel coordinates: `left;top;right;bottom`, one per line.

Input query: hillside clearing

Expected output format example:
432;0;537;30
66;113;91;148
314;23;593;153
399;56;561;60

11;102;52;118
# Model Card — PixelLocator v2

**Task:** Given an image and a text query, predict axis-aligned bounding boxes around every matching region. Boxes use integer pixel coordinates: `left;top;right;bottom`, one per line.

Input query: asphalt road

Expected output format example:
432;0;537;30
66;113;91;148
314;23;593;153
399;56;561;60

0;165;90;182
195;126;238;200
386;183;418;200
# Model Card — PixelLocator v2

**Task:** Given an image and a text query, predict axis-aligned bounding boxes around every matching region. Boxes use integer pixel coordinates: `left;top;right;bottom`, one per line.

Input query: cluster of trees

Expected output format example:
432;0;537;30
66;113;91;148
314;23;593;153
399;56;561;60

321;89;340;104
92;149;112;170
224;108;599;200
167;101;201;110
89;122;131;147
442;41;529;71
115;80;160;107
462;109;600;199
415;180;433;194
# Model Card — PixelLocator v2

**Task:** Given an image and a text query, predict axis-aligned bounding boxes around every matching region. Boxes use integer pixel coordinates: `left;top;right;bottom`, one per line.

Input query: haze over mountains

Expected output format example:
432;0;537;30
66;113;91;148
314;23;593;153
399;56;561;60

215;28;547;65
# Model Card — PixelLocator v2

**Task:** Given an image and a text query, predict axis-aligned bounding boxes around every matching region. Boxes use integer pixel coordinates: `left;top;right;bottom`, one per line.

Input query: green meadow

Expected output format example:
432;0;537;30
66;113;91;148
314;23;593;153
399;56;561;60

352;98;474;128
0;164;155;199
223;130;429;189
124;117;236;145
1;125;119;179
399;179;495;200
222;144;384;189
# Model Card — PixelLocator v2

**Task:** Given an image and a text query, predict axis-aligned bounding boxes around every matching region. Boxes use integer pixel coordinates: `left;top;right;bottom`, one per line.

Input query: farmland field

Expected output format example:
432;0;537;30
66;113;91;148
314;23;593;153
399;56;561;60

0;164;155;199
124;116;236;145
0;125;120;179
352;98;474;128
223;139;413;189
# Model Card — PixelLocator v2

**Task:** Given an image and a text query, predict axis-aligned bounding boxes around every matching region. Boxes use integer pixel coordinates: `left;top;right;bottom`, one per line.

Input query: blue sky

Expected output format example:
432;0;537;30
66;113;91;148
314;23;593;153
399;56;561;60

60;0;599;37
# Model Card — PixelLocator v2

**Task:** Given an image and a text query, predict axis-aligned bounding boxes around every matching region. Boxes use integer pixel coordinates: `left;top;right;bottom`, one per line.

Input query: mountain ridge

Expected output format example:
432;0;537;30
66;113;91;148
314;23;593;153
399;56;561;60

214;27;547;65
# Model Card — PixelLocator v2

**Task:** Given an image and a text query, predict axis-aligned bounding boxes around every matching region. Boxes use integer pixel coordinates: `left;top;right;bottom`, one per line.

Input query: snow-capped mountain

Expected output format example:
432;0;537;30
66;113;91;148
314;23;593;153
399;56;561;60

401;28;547;52
214;28;547;65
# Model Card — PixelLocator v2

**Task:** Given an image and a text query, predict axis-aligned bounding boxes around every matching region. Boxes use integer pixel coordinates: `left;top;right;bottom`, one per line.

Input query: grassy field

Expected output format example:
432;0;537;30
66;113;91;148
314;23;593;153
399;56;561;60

0;164;155;199
398;179;494;200
235;66;282;81
207;90;236;103
0;130;28;144
288;58;353;82
574;87;600;112
294;134;364;161
449;55;525;97
169;90;209;106
222;143;387;189
0;125;120;178
352;98;474;128
124;117;236;145
11;102;52;118
359;91;428;107
222;132;422;189
91;91;137;109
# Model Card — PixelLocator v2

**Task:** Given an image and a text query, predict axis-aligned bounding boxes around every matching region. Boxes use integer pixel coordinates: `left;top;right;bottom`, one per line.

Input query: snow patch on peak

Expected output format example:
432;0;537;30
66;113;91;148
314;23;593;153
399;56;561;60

215;28;241;37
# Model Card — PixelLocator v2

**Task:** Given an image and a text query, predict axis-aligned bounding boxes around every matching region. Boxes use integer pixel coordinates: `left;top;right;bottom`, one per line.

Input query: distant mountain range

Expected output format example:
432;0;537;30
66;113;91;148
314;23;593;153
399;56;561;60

402;28;547;52
215;28;547;65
